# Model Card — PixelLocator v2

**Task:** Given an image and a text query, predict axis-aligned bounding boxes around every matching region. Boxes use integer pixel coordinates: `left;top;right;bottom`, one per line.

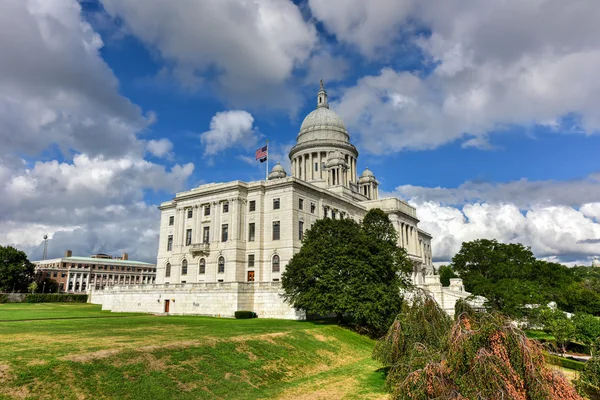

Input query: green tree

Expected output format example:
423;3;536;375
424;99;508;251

282;209;412;336
0;245;35;292
541;308;576;356
573;313;600;355
437;265;457;286
450;239;576;317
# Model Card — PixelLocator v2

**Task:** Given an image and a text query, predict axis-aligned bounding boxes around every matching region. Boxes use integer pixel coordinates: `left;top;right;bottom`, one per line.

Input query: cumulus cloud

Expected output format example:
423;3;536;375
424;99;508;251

146;138;174;158
389;176;600;264
0;155;194;261
200;110;259;156
99;0;318;109
313;0;600;153
394;174;600;209
0;0;194;262
0;0;152;158
308;0;414;57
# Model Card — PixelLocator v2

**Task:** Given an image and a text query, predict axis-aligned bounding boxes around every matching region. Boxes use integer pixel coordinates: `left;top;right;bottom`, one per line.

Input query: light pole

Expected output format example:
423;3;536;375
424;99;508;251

42;281;46;294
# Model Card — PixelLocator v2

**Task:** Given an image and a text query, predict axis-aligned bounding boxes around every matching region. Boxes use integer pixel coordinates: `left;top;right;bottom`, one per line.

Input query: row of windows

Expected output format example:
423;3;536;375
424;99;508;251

167;197;319;227
167;219;310;251
165;255;280;277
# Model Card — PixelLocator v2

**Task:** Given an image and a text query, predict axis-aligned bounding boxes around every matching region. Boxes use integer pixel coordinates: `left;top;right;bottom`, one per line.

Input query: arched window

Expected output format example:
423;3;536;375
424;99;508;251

272;255;280;272
199;258;206;274
181;259;188;275
165;263;171;278
218;256;225;273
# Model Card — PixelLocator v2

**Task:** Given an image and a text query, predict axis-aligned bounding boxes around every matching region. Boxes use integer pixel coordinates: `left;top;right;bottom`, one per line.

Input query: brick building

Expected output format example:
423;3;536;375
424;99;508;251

33;250;156;293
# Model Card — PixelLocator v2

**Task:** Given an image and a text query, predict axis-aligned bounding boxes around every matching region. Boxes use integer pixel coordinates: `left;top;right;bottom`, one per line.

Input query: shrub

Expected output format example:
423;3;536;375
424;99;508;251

576;338;600;399
374;294;583;399
24;294;88;303
546;354;586;371
234;310;257;319
0;293;7;303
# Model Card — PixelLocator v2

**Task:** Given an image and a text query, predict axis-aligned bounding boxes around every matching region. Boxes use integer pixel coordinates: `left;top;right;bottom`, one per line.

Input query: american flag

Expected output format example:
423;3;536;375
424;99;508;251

255;144;268;162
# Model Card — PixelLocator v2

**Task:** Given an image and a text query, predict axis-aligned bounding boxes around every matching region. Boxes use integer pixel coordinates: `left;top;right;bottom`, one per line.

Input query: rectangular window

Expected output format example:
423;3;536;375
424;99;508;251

167;235;173;251
315;162;318;171
273;198;280;210
203;226;210;243
248;254;255;268
273;221;280;241
332;210;336;219
299;221;304;240
187;209;193;219
221;224;229;242
169;215;174;226
204;205;211;216
186;229;192;246
223;202;229;213
249;200;256;212
248;223;255;242
311;203;316;214
299;198;304;210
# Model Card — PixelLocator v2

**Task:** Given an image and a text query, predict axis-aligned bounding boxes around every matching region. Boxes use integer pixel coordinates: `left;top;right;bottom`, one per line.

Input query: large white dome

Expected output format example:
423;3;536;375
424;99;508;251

296;82;350;145
300;107;347;133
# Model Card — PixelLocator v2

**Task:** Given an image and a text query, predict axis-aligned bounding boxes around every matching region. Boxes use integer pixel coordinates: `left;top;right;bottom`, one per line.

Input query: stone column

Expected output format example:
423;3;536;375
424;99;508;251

231;199;237;240
401;223;405;249
193;205;199;244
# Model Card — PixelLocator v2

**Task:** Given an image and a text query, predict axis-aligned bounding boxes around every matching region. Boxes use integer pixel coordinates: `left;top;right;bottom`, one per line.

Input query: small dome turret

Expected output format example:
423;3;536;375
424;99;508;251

359;167;376;183
268;162;287;180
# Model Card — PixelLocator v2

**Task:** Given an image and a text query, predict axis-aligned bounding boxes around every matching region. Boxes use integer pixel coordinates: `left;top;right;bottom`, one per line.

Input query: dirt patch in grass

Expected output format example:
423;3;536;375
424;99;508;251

276;375;388;400
112;352;170;371
0;364;10;383
1;385;30;400
63;349;121;363
275;376;358;399
235;342;258;361
26;359;47;366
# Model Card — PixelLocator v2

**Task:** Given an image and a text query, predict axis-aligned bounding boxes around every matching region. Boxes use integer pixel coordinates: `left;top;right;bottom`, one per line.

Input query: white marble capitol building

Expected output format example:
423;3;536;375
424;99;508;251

91;82;472;317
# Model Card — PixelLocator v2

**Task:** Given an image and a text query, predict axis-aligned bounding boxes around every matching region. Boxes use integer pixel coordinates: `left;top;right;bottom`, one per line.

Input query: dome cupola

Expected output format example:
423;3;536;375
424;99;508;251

268;162;287;180
296;80;350;145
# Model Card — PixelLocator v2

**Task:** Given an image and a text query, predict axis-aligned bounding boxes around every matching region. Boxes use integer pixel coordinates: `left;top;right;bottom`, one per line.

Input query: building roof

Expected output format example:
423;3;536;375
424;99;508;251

35;256;155;266
295;82;350;146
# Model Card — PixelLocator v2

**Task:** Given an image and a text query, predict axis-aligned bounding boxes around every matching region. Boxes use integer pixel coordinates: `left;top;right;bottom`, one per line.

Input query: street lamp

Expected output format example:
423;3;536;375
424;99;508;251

42;281;46;294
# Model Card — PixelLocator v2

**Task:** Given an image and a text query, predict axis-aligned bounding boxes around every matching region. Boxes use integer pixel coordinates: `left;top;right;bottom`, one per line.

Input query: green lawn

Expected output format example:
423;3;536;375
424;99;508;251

0;303;387;400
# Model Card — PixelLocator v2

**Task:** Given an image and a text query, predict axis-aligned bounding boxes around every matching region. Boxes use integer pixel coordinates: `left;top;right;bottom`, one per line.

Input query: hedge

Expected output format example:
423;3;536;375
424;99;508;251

545;353;586;371
234;310;257;319
23;294;88;303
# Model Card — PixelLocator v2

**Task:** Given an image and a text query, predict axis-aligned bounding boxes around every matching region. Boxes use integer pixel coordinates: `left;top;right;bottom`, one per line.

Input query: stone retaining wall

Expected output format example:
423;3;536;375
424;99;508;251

89;282;304;320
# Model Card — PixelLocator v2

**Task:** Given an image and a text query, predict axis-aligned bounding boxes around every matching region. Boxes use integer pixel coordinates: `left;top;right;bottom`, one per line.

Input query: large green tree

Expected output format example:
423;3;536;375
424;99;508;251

0;245;35;292
450;239;577;316
281;209;412;336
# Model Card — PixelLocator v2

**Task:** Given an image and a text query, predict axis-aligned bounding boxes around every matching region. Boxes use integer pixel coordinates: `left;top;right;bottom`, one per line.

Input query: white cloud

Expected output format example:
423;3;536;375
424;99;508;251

308;0;414;57
394;174;600;209
146;138;174;158
0;155;194;262
100;0;318;109
200;110;259;156
0;0;194;263
390;176;600;263
0;0;151;158
313;0;600;153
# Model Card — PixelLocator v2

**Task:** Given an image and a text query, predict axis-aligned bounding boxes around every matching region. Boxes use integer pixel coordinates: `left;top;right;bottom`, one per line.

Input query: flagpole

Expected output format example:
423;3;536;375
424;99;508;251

265;140;269;181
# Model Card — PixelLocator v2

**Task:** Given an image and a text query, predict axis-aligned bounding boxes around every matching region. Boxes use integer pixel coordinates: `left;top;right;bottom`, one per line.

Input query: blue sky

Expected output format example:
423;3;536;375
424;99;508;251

1;0;600;265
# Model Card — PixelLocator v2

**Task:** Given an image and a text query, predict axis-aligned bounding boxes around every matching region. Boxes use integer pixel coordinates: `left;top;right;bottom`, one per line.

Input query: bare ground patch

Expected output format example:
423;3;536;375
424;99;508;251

62;349;121;363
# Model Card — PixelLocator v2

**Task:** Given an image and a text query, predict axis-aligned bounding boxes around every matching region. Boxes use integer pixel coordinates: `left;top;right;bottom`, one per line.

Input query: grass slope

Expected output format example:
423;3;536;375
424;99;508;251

0;304;387;400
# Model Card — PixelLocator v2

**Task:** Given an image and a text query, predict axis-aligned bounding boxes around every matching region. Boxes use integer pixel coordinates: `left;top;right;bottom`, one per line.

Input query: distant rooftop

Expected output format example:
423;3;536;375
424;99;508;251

35;255;154;266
